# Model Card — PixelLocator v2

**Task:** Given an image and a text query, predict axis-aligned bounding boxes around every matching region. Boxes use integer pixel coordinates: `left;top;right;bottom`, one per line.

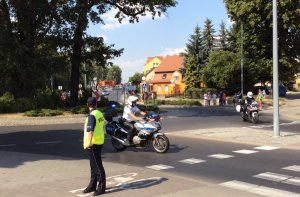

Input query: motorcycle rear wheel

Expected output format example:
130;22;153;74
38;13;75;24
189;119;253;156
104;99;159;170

111;138;126;151
240;112;247;122
152;135;169;153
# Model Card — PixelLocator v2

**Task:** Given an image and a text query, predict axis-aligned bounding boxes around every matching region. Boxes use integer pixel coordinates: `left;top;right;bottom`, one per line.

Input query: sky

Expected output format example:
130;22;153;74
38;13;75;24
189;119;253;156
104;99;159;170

87;0;231;83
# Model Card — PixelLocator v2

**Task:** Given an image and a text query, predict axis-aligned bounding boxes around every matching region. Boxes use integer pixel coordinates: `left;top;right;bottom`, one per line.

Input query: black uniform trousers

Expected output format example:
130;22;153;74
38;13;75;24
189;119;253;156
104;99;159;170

87;144;106;193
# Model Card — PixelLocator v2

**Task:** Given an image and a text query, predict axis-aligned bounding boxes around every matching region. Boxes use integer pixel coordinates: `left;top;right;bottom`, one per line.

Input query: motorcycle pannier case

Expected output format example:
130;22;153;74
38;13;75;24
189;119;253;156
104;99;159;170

105;123;118;135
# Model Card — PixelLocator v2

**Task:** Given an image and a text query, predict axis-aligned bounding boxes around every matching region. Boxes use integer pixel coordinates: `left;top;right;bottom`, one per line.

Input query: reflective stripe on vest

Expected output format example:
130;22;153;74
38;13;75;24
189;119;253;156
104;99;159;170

83;110;105;149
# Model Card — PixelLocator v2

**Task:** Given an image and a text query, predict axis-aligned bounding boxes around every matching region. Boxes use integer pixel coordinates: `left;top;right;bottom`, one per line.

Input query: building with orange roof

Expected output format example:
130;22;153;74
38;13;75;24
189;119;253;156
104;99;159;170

143;56;164;81
145;54;185;96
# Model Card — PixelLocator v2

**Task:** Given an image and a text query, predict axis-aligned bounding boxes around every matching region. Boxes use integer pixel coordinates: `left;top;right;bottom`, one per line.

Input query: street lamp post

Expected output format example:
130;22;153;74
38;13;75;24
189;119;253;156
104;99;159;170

241;22;244;95
273;0;280;137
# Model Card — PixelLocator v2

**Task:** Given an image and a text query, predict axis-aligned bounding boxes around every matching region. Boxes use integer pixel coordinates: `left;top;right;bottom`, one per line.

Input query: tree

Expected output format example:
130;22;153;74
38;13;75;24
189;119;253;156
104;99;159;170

184;56;201;89
0;0;177;107
218;20;229;51
0;0;66;97
129;72;143;86
67;0;177;106
182;25;205;89
202;51;241;93
107;65;122;84
202;18;216;62
224;0;300;86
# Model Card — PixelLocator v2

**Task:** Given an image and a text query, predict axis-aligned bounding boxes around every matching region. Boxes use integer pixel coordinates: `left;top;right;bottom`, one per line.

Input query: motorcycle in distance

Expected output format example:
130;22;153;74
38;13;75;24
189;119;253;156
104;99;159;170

104;104;170;153
236;101;259;124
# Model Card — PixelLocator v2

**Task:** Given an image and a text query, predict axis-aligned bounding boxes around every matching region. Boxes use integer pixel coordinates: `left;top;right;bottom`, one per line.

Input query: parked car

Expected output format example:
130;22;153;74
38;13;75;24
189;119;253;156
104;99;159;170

102;90;109;96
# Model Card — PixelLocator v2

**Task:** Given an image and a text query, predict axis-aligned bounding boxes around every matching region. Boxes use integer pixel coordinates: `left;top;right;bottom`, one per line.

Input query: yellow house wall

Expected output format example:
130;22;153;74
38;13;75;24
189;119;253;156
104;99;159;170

144;57;162;80
152;72;185;96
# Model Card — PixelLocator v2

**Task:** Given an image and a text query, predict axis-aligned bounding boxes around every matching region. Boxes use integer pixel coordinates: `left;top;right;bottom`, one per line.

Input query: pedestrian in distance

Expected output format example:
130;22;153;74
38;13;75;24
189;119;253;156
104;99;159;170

257;89;263;110
207;91;211;106
83;97;106;196
223;92;227;105
219;91;223;106
204;92;209;107
212;92;217;106
262;89;267;98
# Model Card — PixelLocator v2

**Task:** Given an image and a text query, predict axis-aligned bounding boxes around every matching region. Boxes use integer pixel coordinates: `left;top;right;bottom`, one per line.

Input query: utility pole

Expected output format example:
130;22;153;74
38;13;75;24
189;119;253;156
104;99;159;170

241;22;244;95
273;0;280;137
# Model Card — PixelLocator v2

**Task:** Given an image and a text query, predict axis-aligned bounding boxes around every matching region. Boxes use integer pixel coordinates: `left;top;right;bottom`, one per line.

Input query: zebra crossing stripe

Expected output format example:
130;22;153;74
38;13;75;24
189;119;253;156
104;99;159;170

208;154;234;159
146;164;174;171
283;177;300;187
179;158;206;164
283;165;300;172
254;146;280;150
220;180;300;197
233;149;259;154
253;172;292;182
255;171;300;187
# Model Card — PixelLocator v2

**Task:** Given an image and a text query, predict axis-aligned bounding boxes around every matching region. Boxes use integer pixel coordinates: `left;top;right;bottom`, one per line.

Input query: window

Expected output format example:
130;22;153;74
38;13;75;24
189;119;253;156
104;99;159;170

164;85;168;92
174;76;179;82
162;73;167;79
157;85;161;92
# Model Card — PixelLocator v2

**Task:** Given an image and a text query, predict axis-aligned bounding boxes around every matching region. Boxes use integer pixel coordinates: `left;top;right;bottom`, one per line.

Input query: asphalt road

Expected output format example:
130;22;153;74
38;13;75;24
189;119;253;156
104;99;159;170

1;105;300;196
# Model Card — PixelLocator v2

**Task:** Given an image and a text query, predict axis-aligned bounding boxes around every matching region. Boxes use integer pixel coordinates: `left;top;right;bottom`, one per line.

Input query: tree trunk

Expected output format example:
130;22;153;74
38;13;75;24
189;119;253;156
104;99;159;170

69;0;88;107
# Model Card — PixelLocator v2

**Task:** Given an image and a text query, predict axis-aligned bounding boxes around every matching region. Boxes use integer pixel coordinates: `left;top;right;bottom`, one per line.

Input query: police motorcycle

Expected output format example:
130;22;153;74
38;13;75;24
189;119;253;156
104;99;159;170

235;95;259;124
104;105;170;153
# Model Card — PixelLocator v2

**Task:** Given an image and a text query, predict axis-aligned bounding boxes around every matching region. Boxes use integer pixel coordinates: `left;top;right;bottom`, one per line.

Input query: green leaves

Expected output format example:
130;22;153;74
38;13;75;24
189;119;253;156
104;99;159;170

225;0;300;86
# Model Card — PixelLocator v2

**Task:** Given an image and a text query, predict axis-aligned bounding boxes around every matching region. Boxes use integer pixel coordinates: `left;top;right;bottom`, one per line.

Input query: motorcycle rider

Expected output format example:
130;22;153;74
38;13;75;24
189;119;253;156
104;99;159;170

122;95;146;145
243;91;255;116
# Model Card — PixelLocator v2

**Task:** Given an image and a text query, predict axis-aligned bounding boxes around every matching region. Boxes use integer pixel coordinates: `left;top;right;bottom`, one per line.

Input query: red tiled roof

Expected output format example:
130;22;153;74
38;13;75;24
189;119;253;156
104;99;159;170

150;73;172;84
154;55;184;73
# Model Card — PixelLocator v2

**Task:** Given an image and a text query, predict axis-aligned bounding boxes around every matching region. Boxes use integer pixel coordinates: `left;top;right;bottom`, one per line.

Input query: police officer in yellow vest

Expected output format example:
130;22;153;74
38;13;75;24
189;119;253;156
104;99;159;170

83;97;106;196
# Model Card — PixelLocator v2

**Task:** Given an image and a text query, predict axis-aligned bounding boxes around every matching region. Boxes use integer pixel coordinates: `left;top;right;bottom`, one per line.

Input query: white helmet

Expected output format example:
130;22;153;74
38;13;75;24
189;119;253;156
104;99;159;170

247;91;253;98
128;96;138;106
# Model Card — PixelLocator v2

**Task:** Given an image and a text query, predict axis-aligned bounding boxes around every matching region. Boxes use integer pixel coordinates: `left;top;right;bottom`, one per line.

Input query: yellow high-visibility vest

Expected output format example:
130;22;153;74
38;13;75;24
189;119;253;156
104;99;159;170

83;110;105;149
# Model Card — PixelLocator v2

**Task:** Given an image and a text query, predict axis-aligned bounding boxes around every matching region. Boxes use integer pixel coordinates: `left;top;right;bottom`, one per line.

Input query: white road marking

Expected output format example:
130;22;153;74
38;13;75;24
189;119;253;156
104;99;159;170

70;173;164;195
69;188;85;193
220;180;257;190
254;146;280;150
208;154;234;159
283;177;300;187
220;180;300;197
76;194;91;197
0;144;16;147
35;141;62;145
233;149;259;154
179;158;206;164
283;165;300;172
251;185;300;197
146;164;174;171
253;172;292;182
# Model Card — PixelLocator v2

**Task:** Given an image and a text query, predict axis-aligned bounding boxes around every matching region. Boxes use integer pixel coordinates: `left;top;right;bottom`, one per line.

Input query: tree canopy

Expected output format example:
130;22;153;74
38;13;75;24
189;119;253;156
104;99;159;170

0;0;177;106
224;0;300;86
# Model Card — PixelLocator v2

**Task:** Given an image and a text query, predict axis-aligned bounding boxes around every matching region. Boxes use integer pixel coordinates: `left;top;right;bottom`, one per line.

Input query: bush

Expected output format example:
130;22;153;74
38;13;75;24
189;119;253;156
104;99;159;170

35;89;63;109
155;99;201;106
71;105;89;114
24;109;64;117
0;92;15;113
13;98;36;112
185;88;201;99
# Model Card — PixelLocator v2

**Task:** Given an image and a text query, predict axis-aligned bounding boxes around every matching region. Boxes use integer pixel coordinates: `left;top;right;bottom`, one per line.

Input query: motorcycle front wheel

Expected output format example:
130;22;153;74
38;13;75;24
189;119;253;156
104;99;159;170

152;134;169;153
111;138;126;151
251;112;259;124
